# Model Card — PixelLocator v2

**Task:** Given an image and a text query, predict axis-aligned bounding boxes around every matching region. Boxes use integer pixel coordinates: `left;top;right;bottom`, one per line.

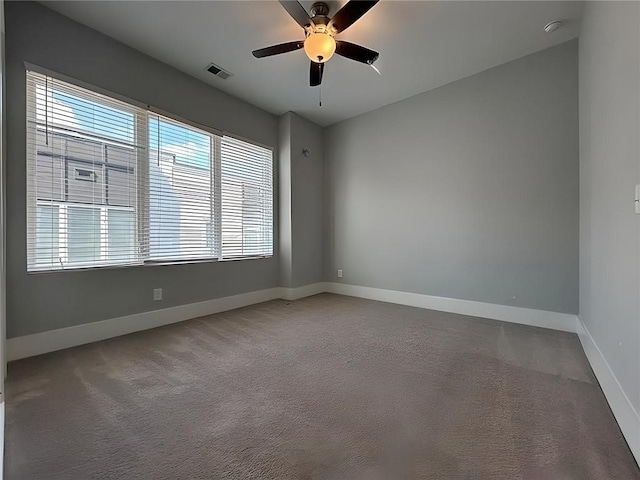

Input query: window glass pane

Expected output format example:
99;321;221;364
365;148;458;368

148;116;213;261
35;204;59;266
108;209;136;262
36;84;135;144
27;71;141;271
67;206;101;265
149;116;210;170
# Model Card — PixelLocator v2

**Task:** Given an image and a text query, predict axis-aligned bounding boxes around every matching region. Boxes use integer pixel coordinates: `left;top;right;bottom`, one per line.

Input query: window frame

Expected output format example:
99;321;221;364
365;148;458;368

25;66;274;274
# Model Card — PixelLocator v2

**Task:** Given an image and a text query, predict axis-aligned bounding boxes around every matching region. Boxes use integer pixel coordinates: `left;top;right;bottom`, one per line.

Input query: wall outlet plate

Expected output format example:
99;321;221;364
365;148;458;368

153;288;163;301
635;184;640;214
337;269;343;278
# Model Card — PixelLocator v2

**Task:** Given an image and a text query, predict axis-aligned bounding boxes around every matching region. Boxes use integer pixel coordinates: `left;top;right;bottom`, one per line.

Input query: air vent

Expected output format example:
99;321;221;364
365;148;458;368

205;63;232;80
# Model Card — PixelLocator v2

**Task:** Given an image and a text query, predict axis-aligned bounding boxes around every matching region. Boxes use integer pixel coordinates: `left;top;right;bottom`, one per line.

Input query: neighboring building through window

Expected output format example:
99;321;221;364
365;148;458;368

26;70;273;272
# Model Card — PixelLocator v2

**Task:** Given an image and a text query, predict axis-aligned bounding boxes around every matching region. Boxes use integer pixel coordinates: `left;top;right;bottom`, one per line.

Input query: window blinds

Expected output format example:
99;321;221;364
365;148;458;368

26;71;145;271
146;113;217;262
221;136;273;258
26;70;273;272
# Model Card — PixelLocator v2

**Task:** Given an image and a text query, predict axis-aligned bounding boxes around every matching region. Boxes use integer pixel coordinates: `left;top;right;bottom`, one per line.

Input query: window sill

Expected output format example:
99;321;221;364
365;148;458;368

27;254;274;275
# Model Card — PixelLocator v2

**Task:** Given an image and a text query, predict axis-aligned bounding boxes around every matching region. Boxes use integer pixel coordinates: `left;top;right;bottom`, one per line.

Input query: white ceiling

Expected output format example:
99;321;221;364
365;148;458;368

42;1;584;126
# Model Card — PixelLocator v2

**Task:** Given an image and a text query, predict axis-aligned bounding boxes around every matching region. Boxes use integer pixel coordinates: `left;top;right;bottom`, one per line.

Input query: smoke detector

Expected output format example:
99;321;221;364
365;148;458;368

543;21;563;33
205;63;232;80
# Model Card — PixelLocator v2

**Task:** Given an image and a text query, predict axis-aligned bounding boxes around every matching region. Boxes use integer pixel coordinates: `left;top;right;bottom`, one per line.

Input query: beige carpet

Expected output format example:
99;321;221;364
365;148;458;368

5;293;639;479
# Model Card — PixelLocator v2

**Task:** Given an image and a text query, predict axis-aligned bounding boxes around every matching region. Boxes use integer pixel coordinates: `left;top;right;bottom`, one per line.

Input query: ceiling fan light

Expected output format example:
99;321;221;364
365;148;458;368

304;33;336;63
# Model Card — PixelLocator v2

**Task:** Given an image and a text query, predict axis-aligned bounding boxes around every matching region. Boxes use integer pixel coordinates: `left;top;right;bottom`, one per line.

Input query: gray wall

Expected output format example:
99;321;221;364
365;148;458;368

5;2;280;338
324;41;579;315
279;112;324;288
579;2;640;413
289;113;324;287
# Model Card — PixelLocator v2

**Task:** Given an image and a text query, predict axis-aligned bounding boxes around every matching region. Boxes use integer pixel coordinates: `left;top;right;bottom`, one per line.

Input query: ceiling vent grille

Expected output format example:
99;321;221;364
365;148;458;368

205;63;232;80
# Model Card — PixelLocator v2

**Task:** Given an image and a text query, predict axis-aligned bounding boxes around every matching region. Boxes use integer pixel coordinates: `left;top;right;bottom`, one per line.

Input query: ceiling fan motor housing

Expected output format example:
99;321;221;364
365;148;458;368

310;2;330;21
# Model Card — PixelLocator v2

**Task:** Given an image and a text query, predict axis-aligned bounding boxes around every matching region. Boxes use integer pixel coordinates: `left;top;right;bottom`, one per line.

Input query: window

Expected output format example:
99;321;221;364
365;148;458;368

27;72;142;270
26;71;273;272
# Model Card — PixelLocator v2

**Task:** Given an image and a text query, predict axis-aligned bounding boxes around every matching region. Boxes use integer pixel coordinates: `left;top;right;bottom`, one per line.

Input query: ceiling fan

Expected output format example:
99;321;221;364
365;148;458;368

252;0;380;87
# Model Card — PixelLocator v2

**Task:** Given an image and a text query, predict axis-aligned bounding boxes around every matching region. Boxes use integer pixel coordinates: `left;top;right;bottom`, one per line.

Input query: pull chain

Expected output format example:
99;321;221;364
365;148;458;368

319;83;322;108
157;116;160;166
45;76;49;146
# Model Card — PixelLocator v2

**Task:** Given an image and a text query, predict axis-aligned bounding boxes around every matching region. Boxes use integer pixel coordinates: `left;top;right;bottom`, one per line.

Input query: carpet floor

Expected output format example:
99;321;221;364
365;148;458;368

4;293;639;479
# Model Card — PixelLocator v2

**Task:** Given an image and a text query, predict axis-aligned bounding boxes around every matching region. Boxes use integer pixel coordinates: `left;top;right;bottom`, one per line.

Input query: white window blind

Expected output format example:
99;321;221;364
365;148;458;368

26;71;145;271
26;70;273;272
221;136;273;258
147;113;218;262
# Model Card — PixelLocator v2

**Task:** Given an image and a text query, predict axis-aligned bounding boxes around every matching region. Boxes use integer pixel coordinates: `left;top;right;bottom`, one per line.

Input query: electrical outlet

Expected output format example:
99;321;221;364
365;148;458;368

635;184;640;214
337;269;343;278
153;288;163;301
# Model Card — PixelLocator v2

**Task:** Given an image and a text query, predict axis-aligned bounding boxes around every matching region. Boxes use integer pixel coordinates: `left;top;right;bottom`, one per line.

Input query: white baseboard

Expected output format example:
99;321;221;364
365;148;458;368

8;281;575;362
576;316;640;463
325;282;577;333
0;402;3;480
7;287;281;361
6;284;329;361
281;282;328;301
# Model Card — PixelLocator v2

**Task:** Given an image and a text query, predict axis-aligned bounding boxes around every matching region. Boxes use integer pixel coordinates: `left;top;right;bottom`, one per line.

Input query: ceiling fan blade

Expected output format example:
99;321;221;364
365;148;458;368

279;1;315;29
252;41;304;58
328;0;379;34
310;61;324;87
335;41;379;65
